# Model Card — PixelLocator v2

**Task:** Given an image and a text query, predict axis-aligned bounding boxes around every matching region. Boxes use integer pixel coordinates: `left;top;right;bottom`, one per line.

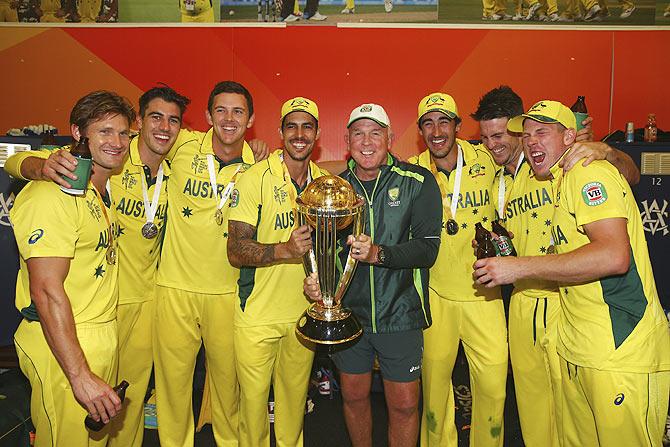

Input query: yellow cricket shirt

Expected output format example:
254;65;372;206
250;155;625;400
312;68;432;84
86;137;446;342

549;156;670;372
228;149;328;327
5;141;170;304
408;140;499;302
112;138;170;304
11;181;118;324
504;159;558;299
156;128;255;295
179;0;212;15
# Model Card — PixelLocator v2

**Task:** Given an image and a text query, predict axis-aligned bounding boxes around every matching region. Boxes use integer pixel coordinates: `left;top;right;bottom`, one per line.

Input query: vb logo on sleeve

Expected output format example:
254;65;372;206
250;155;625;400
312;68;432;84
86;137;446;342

581;182;607;206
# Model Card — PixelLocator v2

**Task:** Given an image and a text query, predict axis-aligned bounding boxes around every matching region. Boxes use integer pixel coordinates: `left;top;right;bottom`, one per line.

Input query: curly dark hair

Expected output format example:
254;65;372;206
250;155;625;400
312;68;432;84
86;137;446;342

139;84;191;118
470;86;524;122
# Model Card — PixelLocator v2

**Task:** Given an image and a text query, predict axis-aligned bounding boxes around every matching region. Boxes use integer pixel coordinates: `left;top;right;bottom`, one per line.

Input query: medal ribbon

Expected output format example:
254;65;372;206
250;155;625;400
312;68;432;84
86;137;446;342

93;180;115;257
497;151;525;218
140;164;164;227
207;154;242;213
430;144;463;223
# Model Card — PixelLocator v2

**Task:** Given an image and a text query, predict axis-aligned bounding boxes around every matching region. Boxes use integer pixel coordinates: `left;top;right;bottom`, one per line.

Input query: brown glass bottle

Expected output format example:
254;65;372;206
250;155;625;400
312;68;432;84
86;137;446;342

40;129;57;147
570;96;587;113
475;222;498;259
84;380;129;432
644;114;657;143
491;220;517;257
71;137;92;159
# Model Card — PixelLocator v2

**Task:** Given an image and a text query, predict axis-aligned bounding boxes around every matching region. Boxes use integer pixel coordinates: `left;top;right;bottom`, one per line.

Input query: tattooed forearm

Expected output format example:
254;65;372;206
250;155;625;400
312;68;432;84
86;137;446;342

228;220;278;267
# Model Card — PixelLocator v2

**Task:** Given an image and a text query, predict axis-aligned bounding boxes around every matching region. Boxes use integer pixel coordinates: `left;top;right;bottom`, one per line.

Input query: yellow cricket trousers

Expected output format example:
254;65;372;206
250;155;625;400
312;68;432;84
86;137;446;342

108;300;154;447
14;319;118;447
560;361;670;447
421;292;508;447
234;322;314;447
508;295;561;447
153;286;239;447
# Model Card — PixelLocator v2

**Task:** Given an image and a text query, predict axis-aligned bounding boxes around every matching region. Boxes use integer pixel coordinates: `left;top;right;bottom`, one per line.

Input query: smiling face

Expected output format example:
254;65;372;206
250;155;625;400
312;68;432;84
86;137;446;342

138;98;182;158
522;119;575;179
418;111;459;161
280;111;320;162
479;117;523;168
206;92;254;149
346;118;392;181
73;113;130;172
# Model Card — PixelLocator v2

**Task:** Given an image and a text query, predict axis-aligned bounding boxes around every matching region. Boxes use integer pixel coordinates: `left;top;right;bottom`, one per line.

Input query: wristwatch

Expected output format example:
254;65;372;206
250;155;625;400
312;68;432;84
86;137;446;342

376;245;387;266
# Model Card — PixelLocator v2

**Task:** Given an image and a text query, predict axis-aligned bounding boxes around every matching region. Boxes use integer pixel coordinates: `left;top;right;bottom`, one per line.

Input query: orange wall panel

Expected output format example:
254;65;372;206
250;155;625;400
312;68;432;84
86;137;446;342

0;26;668;162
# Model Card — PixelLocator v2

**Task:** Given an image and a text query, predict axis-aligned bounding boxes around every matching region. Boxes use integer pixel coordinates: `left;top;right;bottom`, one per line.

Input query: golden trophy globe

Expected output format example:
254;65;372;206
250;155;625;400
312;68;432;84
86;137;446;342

295;175;366;344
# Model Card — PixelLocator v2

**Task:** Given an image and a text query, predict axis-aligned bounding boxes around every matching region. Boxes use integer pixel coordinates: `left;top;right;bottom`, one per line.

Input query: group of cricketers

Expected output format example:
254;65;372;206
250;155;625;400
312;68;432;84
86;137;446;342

5;80;669;447
0;0;118;22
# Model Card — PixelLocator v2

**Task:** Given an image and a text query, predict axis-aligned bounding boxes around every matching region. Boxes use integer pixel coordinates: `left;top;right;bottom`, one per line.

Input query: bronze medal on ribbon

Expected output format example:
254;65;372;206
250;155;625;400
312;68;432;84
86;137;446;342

446;219;459;235
215;208;224;226
106;246;117;265
142;222;158;239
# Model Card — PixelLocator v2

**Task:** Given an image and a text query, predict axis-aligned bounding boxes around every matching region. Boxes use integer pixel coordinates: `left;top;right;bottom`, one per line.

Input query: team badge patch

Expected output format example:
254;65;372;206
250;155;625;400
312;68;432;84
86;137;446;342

581;182;607;206
230;189;240;208
387;187;400;207
468;163;485;178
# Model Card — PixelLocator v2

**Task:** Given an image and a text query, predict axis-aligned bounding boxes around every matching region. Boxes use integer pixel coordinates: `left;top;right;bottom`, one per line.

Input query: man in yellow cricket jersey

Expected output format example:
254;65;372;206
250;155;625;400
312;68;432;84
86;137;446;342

10;90;134;446
4;86;191;447
227;97;327;447
153;81;266;447
0;0;18;21
180;0;215;22
39;0;65;21
407;92;506;447
475;100;670;447
77;0;101;21
472;86;639;447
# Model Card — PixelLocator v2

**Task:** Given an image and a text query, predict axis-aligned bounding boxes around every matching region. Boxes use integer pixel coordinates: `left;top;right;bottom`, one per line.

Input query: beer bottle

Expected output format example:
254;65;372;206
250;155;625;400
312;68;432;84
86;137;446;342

491;220;517;257
84;380;130;432
570;96;588;131
71;136;92;159
475;222;498;260
40;129;57;147
644;114;657;143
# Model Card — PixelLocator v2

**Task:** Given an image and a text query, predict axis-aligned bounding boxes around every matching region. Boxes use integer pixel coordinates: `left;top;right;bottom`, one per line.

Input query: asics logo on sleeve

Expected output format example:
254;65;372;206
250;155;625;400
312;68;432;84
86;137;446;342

28;229;44;244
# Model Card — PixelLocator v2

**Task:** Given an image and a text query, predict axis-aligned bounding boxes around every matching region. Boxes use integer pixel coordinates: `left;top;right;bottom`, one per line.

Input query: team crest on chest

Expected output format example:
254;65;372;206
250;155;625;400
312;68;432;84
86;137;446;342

121;169;138;190
387;187;400;207
581;182;607;206
191;154;208;174
468;163;486;178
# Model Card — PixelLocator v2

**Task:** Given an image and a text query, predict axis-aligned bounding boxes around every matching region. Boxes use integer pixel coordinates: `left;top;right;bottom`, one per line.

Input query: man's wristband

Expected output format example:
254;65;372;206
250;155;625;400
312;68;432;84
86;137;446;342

375;244;387;266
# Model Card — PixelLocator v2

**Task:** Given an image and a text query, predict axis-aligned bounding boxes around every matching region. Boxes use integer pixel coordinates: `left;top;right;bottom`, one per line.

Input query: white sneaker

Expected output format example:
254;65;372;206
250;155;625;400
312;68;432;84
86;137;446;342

490;12;511;19
384;0;393;12
308;11;327;20
664;9;670;17
548;12;560;21
511;12;523;20
525;2;541;19
282;13;300;21
584;3;601;20
619;5;635;18
340;7;355;13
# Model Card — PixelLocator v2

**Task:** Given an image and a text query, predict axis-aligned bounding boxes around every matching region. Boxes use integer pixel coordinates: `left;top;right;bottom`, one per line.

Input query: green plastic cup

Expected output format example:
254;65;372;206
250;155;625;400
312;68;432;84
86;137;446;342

60;156;92;195
574;112;588;131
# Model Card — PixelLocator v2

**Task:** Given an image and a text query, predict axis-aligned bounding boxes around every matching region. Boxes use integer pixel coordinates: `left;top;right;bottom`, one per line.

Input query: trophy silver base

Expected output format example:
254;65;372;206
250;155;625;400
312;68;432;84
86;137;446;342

296;303;363;345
